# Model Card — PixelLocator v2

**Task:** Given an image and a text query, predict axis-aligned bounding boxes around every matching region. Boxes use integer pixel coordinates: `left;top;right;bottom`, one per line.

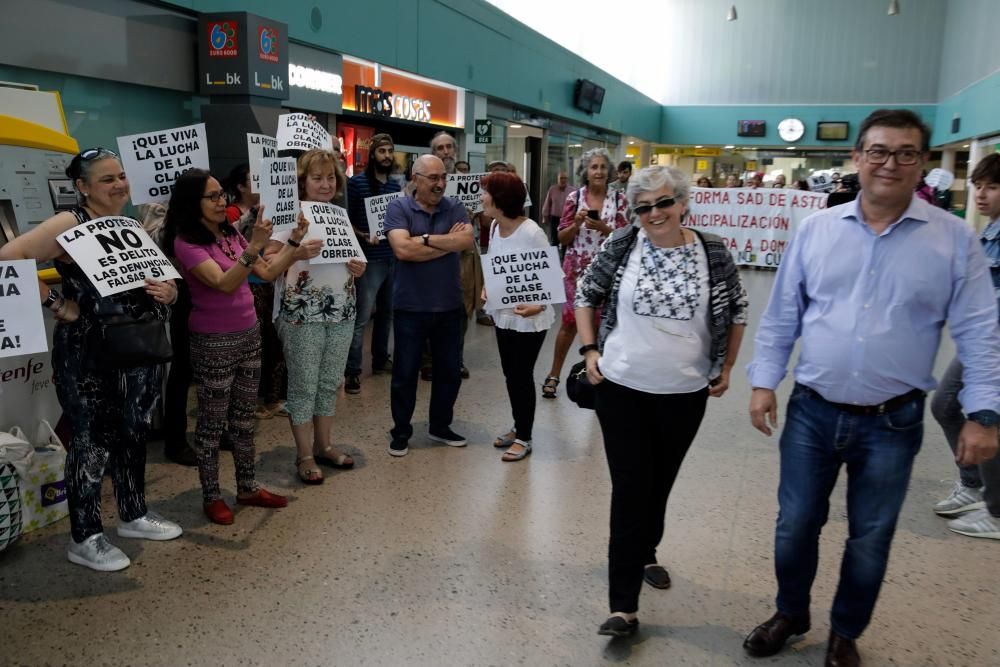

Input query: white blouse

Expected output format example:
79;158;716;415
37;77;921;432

485;219;557;333
599;229;712;394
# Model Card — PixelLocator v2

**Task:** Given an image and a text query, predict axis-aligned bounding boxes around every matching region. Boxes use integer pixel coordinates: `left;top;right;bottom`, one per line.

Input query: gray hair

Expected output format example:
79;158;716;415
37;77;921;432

430;131;456;150
576;147;614;185
626;166;691;207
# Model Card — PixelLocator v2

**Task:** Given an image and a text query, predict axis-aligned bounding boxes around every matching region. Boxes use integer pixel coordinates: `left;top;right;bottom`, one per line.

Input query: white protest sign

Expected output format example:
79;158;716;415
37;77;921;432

925;168;954;191
247;133;278;193
364;191;405;243
302;202;365;264
807;173;836;193
0;260;48;358
481;246;565;309
117;123;209;205
446;173;486;211
56;216;181;296
685;187;828;267
276;113;333;152
259;157;299;233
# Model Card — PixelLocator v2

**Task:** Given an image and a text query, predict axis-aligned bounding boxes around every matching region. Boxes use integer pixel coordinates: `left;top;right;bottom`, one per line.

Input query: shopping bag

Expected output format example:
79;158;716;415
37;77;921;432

0;427;32;551
19;420;69;533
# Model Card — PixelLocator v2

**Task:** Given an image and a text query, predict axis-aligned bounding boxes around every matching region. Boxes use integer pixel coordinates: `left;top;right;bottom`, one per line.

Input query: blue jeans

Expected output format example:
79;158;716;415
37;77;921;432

390;308;464;440
775;384;924;639
345;258;394;376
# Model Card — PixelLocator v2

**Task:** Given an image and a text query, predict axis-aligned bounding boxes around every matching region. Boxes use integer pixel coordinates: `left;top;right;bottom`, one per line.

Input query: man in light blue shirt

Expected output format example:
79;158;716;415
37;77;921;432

743;109;1000;667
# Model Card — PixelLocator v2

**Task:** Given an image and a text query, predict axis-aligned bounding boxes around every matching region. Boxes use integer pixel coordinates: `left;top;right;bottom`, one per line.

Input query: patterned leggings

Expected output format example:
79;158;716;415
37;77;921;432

53;323;161;543
279;318;354;426
190;323;262;503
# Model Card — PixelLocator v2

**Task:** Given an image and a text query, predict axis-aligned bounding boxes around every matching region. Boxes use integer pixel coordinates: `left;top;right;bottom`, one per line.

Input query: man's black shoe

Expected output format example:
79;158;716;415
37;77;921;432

825;632;860;667
743;611;810;657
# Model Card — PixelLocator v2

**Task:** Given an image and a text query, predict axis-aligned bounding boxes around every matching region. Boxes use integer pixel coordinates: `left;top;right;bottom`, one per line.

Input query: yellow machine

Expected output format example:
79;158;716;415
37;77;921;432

0;82;80;283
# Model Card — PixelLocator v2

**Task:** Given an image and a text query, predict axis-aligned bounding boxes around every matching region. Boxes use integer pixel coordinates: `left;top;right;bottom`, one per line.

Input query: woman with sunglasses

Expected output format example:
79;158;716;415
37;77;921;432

0;148;182;571
165;168;316;525
542;147;629;399
574;165;748;637
267;149;365;485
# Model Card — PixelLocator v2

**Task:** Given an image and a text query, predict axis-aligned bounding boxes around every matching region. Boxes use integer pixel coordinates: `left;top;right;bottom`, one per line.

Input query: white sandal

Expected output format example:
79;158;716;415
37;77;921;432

501;439;532;462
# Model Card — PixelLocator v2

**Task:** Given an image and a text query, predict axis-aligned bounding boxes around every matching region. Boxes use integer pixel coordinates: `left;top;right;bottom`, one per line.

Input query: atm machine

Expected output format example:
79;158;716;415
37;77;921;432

0;82;79;250
0;82;78;433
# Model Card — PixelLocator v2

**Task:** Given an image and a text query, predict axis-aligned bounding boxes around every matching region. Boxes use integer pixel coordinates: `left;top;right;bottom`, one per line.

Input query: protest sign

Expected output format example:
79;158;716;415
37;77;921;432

301;202;365;264
446;173;486;211
276;113;333;152
807;173;836;193
364;191;405;243
56;216;181;296
0;260;47;358
685;187;828;267
259;157;299;233
247;133;278;193
117;123;209;205
481;246;565;309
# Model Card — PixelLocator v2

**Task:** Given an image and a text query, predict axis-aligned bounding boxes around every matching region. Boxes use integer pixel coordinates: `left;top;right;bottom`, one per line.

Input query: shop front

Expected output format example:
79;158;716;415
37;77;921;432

336;57;465;178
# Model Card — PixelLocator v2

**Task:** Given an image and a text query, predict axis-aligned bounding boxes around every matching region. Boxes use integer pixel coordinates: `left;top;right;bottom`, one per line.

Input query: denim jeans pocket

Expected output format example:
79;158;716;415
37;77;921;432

883;398;925;431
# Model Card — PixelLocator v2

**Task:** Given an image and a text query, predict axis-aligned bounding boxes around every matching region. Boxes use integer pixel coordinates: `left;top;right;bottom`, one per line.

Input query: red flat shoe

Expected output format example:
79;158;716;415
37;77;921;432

237;488;288;508
204;499;234;525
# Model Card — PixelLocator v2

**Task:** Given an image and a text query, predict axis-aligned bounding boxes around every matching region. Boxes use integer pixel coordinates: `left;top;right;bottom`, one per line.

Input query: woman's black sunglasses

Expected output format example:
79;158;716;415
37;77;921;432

633;196;676;216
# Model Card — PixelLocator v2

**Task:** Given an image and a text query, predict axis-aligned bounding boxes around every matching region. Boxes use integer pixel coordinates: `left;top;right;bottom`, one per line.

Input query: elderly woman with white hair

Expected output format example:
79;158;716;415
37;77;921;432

541;147;629;398
575;165;749;637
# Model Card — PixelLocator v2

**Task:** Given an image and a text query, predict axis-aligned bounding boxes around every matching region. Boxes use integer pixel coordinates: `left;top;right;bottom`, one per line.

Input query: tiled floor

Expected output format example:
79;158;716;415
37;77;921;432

2;270;997;666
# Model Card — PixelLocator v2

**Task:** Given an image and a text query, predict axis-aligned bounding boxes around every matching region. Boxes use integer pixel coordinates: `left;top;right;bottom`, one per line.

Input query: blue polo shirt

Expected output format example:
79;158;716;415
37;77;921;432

346;173;401;262
384;194;467;312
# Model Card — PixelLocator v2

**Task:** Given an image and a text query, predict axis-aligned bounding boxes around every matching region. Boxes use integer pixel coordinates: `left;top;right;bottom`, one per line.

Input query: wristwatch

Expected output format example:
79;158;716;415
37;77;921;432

579;343;599;355
422;233;430;246
967;410;999;428
42;288;62;310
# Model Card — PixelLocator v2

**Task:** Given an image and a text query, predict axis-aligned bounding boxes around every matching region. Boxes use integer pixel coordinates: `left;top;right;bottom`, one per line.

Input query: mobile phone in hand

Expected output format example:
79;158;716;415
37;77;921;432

587;209;600;220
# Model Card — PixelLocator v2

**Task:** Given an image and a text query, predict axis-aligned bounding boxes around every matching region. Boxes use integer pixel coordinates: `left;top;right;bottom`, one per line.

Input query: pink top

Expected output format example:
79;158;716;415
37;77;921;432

174;232;258;334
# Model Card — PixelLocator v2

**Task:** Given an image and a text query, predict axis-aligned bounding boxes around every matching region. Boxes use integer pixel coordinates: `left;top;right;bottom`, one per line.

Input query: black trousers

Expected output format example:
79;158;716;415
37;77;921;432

595;379;708;613
494;327;548;441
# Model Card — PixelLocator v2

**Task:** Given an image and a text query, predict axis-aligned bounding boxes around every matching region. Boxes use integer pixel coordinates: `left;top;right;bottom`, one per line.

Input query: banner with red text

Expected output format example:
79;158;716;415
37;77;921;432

684;187;828;267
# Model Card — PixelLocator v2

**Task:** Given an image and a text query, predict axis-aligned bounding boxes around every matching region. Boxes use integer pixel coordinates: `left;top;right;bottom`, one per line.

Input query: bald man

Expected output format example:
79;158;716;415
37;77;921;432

384;155;474;457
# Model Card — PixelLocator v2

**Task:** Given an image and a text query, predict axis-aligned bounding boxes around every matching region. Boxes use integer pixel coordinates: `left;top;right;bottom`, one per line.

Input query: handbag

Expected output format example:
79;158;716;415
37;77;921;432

0;427;32;552
565;360;597;410
87;309;172;370
10;421;68;534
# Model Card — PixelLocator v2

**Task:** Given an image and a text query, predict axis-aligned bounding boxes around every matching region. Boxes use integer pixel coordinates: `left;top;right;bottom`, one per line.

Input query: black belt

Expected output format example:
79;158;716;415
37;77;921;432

797;384;925;416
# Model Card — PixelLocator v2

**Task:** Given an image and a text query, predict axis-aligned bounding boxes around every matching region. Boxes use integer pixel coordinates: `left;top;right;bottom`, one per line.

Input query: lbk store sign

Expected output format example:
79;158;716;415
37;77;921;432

341;58;463;127
197;12;289;100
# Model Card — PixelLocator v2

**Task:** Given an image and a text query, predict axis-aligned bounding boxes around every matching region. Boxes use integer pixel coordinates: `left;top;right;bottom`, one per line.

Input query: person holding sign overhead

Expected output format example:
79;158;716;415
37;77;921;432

165;169;314;525
542;147;629;399
0;147;183;571
480;172;555;462
268;149;365;485
575;165;748;637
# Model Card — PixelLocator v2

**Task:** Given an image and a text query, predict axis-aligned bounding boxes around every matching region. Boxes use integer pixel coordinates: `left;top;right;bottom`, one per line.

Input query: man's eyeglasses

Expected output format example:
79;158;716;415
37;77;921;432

414;172;448;183
201;191;226;202
864;148;922;166
633;196;677;216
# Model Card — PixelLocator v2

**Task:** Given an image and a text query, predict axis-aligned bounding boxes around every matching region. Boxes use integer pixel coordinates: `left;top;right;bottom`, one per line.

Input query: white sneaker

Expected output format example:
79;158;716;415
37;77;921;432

947;508;1000;539
933;482;985;516
117;511;183;541
67;533;130;572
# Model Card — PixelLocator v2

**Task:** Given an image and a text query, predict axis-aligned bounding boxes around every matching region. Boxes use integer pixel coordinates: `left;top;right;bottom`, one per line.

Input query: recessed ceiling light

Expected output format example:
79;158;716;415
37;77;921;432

963;144;970;148
724;145;735;149
628;141;635;145
695;145;703;148
786;147;795;150
510;124;522;128
73;110;87;114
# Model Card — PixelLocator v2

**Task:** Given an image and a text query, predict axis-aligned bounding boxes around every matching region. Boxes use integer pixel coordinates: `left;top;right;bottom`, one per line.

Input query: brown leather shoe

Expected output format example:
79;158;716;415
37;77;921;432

825;632;860;667
743;611;810;657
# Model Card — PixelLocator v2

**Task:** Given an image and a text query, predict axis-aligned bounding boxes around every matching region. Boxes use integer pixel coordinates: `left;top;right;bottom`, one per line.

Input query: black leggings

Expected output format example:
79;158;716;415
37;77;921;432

53;322;161;543
595;379;708;613
494;327;548;441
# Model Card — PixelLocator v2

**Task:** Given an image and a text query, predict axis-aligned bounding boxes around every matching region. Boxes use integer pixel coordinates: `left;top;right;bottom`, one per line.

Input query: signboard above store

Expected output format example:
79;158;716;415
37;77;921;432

197;12;289;100
341;58;462;128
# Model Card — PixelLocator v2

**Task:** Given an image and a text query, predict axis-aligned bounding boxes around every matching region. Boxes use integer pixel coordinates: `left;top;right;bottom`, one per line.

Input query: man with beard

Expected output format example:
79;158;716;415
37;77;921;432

344;133;402;393
384;154;473;457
